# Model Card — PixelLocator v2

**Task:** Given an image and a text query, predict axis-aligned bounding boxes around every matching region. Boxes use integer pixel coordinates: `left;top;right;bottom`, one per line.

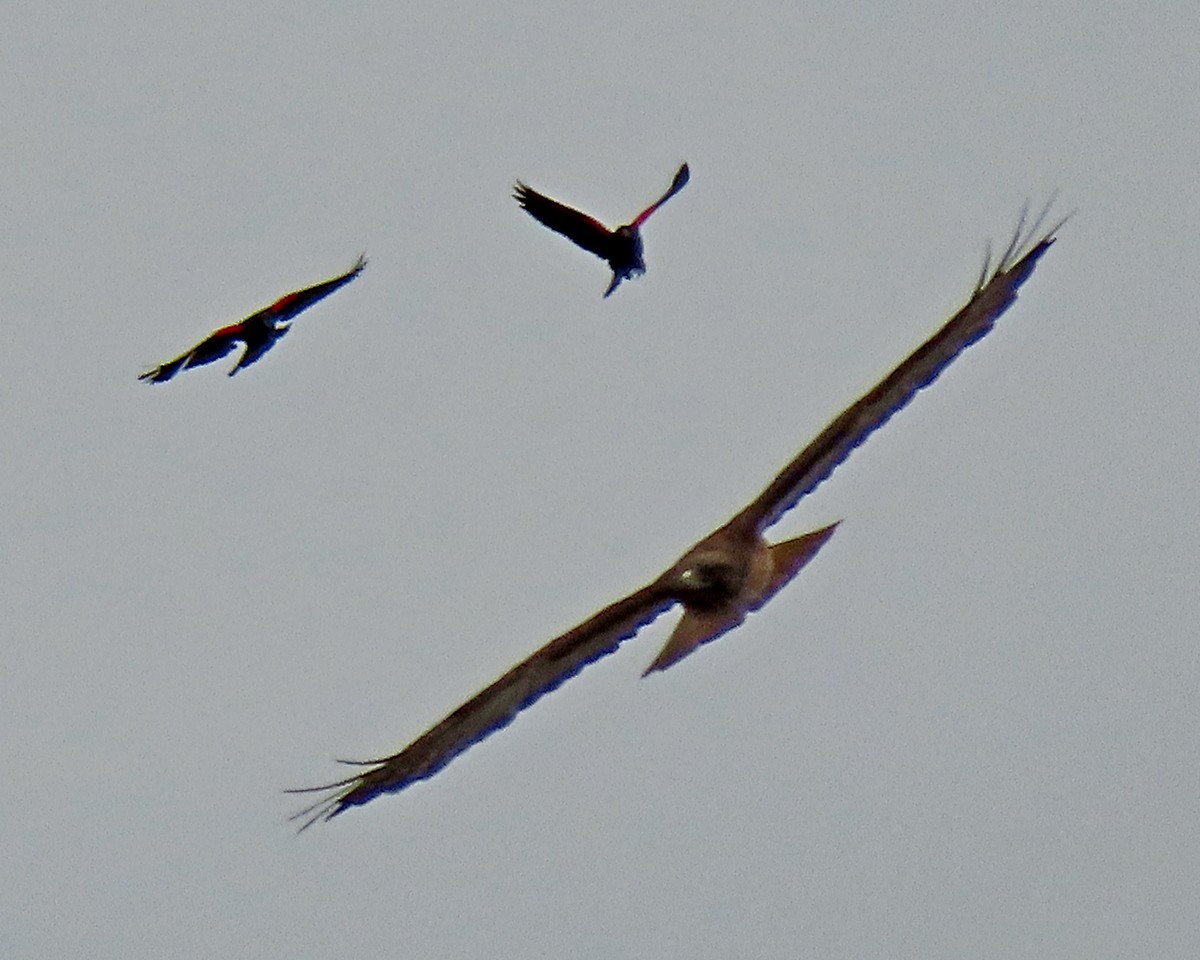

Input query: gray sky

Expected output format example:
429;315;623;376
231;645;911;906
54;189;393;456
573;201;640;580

4;1;1198;957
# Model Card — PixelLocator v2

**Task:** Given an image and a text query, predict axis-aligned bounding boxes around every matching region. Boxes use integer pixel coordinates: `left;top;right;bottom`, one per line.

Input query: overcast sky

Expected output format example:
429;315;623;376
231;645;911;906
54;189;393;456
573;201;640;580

4;1;1198;957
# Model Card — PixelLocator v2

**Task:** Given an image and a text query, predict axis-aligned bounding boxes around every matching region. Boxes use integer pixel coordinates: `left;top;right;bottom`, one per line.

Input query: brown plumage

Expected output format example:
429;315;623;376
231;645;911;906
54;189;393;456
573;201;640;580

139;255;366;382
290;208;1064;829
514;163;690;296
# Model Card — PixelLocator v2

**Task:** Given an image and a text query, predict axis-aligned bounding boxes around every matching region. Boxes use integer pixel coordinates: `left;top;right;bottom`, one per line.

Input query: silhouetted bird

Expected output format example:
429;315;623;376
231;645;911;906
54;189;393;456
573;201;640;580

514;164;690;296
139;255;366;382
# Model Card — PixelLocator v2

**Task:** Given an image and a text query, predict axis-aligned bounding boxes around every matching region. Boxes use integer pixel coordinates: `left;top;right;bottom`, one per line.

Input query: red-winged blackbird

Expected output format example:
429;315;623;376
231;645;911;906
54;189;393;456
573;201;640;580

139;255;366;382
515;164;690;297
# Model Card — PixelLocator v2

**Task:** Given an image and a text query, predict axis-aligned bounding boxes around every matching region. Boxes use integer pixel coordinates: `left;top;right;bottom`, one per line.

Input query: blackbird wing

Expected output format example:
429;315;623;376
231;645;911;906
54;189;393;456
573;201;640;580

629;163;691;228
138;324;243;383
514;183;615;259
264;254;366;324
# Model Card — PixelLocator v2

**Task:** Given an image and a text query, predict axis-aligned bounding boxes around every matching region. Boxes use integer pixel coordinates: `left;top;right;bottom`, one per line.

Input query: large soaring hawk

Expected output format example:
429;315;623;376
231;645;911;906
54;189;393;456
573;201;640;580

291;209;1063;829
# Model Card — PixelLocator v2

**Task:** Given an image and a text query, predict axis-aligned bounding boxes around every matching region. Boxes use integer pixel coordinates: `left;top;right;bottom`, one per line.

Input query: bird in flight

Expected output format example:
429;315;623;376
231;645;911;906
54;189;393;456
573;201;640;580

290;207;1064;830
514;163;690;297
138;255;366;383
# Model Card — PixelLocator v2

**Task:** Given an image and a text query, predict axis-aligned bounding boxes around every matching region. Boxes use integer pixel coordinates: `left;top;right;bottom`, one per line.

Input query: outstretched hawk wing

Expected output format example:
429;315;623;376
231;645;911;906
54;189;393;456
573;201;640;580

737;207;1065;532
289;585;676;828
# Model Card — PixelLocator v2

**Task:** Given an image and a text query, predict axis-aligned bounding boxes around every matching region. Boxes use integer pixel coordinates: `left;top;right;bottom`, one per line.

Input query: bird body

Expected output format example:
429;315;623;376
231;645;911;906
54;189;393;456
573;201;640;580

514;163;690;296
644;520;839;675
291;209;1063;829
139;254;366;382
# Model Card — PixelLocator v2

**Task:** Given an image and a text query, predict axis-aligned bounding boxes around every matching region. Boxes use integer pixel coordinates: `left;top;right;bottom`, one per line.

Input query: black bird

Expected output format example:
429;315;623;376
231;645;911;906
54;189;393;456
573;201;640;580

139;255;366;382
514;164;690;296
